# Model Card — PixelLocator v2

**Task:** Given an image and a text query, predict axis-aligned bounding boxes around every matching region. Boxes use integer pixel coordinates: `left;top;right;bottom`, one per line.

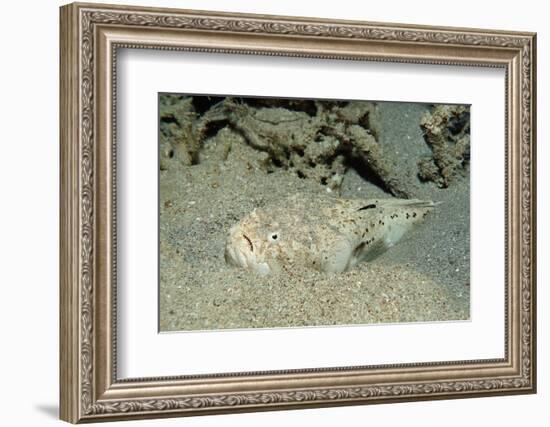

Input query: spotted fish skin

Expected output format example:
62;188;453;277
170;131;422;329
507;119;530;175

224;194;436;275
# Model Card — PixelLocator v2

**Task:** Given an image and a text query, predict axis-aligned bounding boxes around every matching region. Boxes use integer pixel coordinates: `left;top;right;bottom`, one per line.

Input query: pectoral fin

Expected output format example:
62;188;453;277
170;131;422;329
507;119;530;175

361;238;391;262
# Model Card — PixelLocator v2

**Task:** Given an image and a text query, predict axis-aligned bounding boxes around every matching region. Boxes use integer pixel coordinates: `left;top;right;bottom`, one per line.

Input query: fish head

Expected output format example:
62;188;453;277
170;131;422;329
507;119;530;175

224;209;286;276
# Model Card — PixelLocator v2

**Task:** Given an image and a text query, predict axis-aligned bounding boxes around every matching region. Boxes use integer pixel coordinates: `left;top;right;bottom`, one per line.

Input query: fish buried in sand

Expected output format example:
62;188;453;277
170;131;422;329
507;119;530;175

224;194;436;275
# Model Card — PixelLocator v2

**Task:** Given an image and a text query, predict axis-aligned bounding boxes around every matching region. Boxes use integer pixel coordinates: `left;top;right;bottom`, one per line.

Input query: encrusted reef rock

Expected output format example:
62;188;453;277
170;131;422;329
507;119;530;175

159;95;227;170
222;99;347;192
159;95;411;198
159;95;197;169
222;98;409;197
418;105;470;188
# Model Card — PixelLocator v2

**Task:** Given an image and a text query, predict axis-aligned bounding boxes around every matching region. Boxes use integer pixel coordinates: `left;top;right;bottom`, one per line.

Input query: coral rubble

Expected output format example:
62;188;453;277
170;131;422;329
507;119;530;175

160;95;411;198
418;105;470;188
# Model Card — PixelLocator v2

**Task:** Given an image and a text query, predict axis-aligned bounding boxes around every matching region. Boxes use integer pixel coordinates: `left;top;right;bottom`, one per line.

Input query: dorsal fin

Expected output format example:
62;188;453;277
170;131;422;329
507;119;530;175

357;203;377;211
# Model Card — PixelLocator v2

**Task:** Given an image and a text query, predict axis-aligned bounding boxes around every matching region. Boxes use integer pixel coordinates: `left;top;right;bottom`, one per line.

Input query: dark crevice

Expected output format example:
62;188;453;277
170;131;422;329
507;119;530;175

241;98;318;116
272;157;284;168
160;115;179;125
202;120;229;139
345;155;392;195
192;96;226;115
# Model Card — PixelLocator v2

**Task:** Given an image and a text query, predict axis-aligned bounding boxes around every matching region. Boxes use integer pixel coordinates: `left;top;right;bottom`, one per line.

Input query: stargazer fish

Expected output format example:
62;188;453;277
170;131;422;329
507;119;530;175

224;194;436;276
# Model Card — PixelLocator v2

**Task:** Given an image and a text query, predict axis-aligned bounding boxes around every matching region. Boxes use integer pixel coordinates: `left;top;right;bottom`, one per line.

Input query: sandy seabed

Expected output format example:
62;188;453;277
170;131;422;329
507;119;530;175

159;100;470;332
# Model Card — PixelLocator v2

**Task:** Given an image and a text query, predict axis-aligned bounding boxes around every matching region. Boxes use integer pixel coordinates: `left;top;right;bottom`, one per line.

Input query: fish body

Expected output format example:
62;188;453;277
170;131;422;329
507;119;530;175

224;194;435;275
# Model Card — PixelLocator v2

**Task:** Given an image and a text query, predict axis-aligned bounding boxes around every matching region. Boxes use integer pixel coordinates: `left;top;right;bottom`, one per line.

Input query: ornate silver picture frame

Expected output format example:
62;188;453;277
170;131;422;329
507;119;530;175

60;2;536;423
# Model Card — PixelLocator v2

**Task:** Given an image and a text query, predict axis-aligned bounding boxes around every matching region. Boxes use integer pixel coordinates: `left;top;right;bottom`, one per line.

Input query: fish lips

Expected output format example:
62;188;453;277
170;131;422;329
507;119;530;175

224;235;271;276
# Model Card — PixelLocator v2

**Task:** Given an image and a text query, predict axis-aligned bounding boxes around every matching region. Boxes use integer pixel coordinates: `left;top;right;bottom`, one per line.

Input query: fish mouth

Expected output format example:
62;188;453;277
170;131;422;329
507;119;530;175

224;234;271;276
242;234;254;252
224;233;253;268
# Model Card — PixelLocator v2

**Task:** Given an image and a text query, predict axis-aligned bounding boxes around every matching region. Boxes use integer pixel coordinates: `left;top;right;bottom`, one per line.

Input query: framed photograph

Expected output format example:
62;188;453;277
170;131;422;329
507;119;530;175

60;2;537;423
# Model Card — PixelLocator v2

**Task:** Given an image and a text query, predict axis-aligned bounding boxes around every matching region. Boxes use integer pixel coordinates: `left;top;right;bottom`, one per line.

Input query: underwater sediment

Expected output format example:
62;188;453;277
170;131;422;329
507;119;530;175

159;95;471;331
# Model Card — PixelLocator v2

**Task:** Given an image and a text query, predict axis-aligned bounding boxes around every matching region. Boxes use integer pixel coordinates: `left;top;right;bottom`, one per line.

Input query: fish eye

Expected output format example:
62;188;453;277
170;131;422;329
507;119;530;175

268;232;280;242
